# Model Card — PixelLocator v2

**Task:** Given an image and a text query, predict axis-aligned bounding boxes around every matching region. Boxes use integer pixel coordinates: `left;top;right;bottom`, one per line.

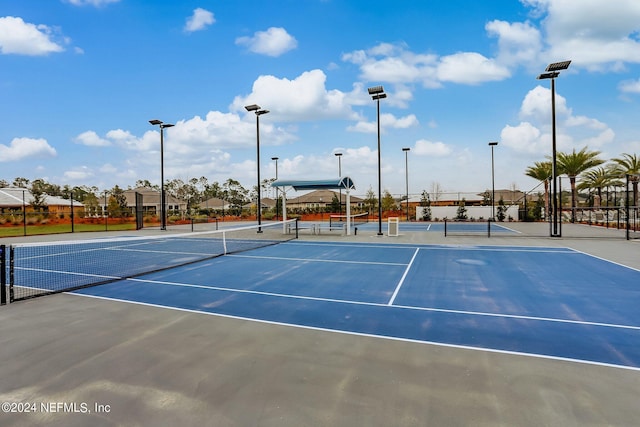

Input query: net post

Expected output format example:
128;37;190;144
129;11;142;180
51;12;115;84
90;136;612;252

1;245;6;305
487;219;491;238
295;218;299;239
444;218;448;237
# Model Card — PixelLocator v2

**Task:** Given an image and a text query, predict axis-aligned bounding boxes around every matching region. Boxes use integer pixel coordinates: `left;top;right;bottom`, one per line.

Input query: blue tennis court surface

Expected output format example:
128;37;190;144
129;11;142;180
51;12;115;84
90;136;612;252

73;241;640;370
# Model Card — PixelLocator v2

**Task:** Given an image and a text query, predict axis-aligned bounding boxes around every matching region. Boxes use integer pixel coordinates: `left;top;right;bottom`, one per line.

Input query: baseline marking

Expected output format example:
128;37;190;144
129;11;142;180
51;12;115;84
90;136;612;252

73;293;640;372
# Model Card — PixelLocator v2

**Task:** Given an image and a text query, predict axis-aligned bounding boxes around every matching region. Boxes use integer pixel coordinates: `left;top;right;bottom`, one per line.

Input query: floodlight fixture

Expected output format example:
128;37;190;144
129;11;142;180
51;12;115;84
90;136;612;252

488;142;498;220
538;59;571;236
149;118;175;231
546;60;571;72
368;85;386;235
537;72;560;80
245;104;269;231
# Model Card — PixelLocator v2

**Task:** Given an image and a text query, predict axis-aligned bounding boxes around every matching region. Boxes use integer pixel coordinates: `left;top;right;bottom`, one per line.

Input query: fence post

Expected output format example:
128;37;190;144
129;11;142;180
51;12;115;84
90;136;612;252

1;245;6;305
626;174;630;240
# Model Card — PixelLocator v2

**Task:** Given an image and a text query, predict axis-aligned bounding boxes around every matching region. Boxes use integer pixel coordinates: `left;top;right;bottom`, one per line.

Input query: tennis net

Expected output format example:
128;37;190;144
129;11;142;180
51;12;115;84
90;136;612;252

8;219;298;302
329;212;369;228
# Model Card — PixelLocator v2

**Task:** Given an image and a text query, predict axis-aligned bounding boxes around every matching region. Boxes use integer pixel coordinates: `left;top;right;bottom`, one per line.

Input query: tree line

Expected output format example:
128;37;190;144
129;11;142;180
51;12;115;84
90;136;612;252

525;150;639;222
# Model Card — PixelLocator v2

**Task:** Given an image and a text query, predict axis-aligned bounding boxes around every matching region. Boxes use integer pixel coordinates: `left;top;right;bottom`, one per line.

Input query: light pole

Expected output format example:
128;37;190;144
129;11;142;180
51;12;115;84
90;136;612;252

402;147;410;221
368;85;386;235
537;60;571;237
335;152;342;215
245;104;270;232
149;119;174;231
488;141;498;220
271;156;279;220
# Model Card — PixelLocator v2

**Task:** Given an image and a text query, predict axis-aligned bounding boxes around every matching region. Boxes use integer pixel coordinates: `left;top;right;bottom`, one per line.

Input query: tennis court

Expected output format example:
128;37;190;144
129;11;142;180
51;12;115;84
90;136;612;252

67;240;640;369
1;223;639;426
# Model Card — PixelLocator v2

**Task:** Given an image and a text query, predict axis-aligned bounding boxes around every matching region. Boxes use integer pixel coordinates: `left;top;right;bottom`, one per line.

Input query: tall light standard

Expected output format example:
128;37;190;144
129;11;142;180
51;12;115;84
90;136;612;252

149;119;174;231
368;85;386;235
402;147;410;221
271;156;279;220
537;60;571;237
488;141;498;220
245;104;269;231
335;152;342;215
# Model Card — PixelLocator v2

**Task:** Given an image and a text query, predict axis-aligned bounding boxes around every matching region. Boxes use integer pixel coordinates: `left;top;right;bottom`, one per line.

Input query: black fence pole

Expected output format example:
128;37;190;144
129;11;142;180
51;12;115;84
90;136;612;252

444;218;448;237
626;174;630;240
9;246;14;303
70;192;75;233
22;190;27;236
1;245;6;305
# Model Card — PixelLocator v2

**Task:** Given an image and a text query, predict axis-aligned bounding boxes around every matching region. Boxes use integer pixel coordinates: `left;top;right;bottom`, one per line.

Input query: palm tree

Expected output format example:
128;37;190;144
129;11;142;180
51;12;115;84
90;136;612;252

578;167;609;207
525;161;552;219
555;147;604;222
611;153;640;206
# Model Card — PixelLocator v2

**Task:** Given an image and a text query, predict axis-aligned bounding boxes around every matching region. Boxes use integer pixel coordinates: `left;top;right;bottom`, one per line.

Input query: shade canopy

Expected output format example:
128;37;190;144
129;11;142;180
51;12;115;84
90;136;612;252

271;177;355;191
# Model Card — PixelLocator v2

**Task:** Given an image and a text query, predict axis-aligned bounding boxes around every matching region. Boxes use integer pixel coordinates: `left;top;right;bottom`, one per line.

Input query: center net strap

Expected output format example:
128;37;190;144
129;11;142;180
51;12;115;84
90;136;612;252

9;219;297;302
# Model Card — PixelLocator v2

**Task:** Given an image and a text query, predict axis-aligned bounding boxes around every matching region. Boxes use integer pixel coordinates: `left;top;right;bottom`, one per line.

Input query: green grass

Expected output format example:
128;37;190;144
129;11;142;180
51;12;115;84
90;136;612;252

0;222;137;238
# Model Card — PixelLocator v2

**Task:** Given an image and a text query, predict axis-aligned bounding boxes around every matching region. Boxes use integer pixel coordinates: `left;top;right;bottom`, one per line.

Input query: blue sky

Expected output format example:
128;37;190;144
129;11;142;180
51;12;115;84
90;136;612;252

1;0;639;199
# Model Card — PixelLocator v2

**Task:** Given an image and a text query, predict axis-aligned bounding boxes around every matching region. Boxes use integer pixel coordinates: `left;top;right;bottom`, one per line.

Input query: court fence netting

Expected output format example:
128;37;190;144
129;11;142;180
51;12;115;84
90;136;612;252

1;219;298;304
441;207;639;240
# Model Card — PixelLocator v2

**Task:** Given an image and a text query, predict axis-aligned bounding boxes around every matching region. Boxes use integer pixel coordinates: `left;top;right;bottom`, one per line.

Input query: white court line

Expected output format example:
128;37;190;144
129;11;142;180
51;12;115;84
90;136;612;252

286;241;576;253
72;293;640;372
388;248;419;305
426;223;432;231
568;248;640;273
228;253;407;266
89;276;640;332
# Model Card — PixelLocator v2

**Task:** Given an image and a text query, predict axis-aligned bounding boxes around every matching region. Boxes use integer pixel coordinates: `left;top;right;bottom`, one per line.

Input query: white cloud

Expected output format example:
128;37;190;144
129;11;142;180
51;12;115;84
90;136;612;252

184;8;215;33
500;121;546;154
519;85;569;122
437;52;511;84
0;137;57;161
75;130;111;147
235;27;297;57
63;166;94;182
231;69;361;121
0;16;65;56
524;0;640;69
347;113;419;134
619;78;640;94
343;43;510;89
485;20;542;67
501;85;615;155
413;140;453;157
